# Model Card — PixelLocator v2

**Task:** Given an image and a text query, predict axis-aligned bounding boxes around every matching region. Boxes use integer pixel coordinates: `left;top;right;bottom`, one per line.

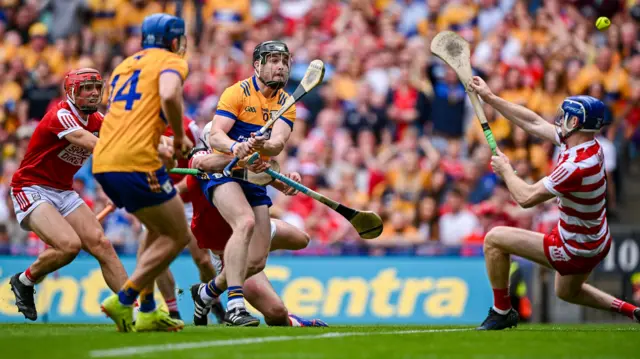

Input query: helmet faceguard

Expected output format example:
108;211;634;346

555;96;609;142
64;68;104;115
253;41;291;91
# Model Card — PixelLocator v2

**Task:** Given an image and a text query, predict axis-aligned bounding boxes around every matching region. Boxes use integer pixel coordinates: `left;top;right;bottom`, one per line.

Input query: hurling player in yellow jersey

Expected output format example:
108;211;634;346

92;13;193;332
190;41;296;326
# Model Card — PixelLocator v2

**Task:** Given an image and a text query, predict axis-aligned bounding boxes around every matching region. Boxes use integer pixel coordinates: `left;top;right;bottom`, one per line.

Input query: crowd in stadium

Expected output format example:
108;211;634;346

0;0;638;256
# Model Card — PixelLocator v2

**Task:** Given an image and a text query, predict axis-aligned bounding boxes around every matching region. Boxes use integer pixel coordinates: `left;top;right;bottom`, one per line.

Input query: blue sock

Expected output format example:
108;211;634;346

139;291;156;313
205;279;224;297
118;281;140;306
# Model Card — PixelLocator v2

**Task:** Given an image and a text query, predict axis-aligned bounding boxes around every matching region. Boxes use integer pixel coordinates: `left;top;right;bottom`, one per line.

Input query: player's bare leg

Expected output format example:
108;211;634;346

156;268;180;319
480;226;640;329
204;219;309;292
125;225;185;332
156;230;219;321
184;232;226;324
479;226;552;330
555;272;639;321
269;219;310;251
211;182;254;287
244;271;327;327
10;203;83;320
65;203;127;292
187;232;216;282
101;196;189;332
200;182;258;326
129;196;190;289
221;204;270;326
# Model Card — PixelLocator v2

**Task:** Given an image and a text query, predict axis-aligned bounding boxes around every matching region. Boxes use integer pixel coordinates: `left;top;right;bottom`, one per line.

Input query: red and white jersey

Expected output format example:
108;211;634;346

164;116;200;184
11;101;102;191
542;138;610;258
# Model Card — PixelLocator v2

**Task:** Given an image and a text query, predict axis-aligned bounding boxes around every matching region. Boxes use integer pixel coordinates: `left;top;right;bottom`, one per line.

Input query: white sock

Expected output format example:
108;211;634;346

227;297;245;311
19;272;35;286
199;285;214;305
288;315;301;327
493;306;511;315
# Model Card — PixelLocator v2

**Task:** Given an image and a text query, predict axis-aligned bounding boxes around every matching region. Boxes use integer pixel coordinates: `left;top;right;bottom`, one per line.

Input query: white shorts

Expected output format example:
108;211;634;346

184;202;194;223
210;219;277;273
10;185;84;231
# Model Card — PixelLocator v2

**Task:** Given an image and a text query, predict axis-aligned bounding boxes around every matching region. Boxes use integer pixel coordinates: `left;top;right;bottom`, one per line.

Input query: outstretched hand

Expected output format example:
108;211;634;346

468;76;493;101
490;147;513;179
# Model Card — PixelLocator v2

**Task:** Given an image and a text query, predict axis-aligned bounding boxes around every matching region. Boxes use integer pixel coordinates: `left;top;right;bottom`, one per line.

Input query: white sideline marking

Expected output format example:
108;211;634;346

89;328;470;358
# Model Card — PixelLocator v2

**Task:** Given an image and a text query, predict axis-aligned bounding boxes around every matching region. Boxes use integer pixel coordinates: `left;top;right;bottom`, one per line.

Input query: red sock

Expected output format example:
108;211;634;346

25;267;36;282
493;288;511;312
166;298;178;312
611;299;637;319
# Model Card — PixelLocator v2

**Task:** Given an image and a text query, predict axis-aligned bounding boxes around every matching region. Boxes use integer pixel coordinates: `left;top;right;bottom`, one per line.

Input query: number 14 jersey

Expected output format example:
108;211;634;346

93;48;188;173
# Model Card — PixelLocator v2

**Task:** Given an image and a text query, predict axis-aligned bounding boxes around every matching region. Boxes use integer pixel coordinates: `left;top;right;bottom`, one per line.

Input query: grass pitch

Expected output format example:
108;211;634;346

1;323;637;359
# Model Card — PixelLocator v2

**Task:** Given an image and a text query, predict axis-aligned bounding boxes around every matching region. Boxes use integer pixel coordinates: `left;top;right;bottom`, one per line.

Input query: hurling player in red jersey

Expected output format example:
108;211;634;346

182;129;327;327
150;115;221;321
9;69;128;321
470;77;639;330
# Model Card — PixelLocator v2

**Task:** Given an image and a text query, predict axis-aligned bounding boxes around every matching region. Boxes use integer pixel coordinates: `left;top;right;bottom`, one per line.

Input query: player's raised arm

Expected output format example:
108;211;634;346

470;76;559;146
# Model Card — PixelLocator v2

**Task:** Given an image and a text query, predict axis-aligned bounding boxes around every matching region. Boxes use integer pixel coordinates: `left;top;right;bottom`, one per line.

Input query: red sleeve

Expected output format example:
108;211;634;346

542;161;581;196
49;108;82;139
184;117;199;144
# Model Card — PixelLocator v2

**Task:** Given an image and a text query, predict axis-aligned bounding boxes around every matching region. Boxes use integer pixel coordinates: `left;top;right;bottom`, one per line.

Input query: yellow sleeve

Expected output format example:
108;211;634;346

161;56;189;82
215;85;242;120
279;103;296;129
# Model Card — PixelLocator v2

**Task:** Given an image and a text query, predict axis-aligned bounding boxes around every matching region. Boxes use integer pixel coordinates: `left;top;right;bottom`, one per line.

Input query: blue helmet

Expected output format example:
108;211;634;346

141;13;186;54
556;95;610;136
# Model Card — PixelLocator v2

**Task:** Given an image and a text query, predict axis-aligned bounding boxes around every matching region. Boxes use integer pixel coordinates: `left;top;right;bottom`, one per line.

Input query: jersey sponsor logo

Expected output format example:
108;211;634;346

245;106;257;113
58;144;92;166
549;246;571;262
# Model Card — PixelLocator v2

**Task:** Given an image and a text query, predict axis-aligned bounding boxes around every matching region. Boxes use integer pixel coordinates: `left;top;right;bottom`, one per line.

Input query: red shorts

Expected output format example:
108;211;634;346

543;227;611;276
187;175;233;251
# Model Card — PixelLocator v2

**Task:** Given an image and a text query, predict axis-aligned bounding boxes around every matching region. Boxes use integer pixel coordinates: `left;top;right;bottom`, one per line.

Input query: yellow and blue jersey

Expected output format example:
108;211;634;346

93;48;188;174
215;76;296;159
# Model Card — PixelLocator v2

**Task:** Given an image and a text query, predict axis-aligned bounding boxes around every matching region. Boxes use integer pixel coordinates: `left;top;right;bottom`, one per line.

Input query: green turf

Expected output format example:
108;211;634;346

1;324;637;359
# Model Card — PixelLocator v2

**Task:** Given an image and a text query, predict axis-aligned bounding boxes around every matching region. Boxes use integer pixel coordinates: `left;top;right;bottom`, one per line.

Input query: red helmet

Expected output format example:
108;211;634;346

64;68;104;114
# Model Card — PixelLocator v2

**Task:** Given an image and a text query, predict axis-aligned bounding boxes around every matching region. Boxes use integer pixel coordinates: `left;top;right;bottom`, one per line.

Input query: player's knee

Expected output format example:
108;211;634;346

195;254;213;273
554;282;580;302
177;230;191;247
291;231;310;250
483;226;509;252
263;304;289;325
231;215;255;239
86;232;115;259
59;238;82;259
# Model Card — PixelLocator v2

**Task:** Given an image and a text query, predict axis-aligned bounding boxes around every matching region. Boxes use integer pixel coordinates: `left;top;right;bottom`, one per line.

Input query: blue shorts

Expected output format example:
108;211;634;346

94;167;176;213
200;175;272;208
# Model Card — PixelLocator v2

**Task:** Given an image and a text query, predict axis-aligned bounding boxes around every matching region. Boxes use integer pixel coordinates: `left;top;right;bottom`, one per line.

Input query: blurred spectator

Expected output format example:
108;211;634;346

1;0;639;256
19;60;60;123
438;187;479;247
39;0;90;41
